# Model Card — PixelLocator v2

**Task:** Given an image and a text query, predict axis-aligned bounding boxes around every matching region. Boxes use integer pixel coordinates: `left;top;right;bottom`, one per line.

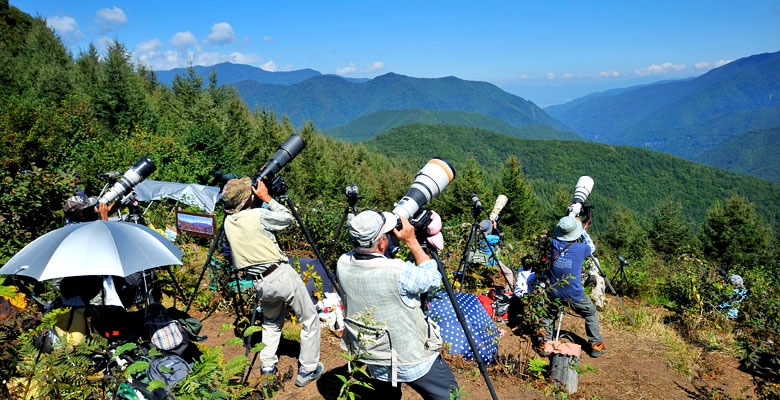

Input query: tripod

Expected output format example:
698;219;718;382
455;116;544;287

323;186;361;263
455;206;512;291
589;255;635;325
610;256;629;296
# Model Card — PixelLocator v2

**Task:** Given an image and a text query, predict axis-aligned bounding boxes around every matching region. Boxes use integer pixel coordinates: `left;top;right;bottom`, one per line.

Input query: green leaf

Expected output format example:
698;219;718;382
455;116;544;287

116;342;137;356
220;324;235;332
224;337;243;346
251;342;266;353
335;374;348;383
126;360;150;375
243;325;262;336
147;380;166;391
148;347;163;357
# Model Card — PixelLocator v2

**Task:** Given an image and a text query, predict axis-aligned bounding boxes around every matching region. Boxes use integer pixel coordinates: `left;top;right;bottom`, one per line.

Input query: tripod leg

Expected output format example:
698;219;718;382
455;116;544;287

591;256;635;325
456;221;479;291
282;195;344;299
165;266;186;307
431;251;499;400
185;225;225;312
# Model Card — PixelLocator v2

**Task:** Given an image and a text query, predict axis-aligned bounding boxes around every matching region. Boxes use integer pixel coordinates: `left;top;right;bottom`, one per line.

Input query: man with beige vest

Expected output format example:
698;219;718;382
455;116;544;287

337;210;459;399
221;177;322;387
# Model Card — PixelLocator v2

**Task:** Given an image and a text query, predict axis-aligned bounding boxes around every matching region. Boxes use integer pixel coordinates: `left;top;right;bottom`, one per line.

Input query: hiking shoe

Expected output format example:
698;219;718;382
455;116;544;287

260;364;277;375
589;341;608;358
295;362;324;387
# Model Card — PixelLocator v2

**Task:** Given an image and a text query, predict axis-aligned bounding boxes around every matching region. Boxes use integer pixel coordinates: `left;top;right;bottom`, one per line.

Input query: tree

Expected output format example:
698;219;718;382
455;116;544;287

648;198;692;255
96;40;146;134
497;156;540;239
601;209;647;259
699;194;771;272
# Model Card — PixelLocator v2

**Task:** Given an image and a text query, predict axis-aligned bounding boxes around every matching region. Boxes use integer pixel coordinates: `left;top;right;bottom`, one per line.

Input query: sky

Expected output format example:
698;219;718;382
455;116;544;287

14;1;780;106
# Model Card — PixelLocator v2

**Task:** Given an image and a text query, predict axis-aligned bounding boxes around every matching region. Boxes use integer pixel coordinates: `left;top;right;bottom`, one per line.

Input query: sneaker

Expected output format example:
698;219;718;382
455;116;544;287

589;341;608;358
295;362;324;387
260;364;277;375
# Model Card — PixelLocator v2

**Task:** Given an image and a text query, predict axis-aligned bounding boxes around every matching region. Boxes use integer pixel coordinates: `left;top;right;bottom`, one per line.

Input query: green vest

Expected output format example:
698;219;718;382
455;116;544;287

224;208;287;269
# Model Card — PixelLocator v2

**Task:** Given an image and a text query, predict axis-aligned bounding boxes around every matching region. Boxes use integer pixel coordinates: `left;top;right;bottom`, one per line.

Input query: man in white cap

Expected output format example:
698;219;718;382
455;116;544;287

541;216;607;358
337;210;459;399
221;177;322;387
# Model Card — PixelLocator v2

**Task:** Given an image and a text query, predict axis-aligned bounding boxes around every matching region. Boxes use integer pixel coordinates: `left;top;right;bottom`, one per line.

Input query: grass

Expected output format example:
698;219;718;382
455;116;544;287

282;323;303;342
600;300;703;377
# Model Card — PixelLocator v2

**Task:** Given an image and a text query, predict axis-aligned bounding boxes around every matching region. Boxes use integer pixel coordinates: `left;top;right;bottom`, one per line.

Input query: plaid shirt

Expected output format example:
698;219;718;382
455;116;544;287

368;258;441;382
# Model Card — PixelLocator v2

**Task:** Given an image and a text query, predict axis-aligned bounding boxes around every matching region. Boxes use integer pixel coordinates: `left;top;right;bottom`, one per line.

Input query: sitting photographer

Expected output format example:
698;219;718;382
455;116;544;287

541;216;607;358
337;210;459;400
221;177;323;387
478;219;514;291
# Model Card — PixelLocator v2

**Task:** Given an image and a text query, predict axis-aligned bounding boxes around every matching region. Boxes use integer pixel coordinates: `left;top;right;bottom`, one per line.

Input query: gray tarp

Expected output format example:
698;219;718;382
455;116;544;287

134;180;221;213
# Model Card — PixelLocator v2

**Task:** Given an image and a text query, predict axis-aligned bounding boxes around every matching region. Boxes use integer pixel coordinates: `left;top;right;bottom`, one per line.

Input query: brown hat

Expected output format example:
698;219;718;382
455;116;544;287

221;177;253;214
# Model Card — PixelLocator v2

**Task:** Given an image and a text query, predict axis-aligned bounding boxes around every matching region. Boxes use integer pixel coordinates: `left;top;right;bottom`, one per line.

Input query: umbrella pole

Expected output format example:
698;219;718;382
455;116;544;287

185;224;225;312
430;251;499;400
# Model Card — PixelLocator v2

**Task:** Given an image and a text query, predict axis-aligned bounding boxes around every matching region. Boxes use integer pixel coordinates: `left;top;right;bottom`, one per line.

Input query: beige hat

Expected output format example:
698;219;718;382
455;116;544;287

221;177;253;214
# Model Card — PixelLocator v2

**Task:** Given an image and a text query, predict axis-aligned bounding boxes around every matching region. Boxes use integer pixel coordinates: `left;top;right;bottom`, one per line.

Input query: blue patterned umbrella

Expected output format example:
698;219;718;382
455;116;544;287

427;291;500;363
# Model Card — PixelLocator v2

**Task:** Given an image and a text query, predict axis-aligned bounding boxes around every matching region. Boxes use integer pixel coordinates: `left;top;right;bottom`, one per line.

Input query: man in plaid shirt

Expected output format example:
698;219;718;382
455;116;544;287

337;210;459;400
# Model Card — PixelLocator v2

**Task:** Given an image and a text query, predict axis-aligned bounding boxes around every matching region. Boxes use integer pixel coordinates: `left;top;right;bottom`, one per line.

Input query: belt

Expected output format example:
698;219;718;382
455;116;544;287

245;262;281;280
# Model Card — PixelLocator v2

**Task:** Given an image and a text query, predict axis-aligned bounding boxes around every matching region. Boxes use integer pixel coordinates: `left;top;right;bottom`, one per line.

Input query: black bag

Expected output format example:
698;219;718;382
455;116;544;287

148;354;191;387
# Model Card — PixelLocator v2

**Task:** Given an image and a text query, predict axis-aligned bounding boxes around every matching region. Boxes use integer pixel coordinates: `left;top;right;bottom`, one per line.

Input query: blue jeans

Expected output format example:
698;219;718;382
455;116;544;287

542;294;603;345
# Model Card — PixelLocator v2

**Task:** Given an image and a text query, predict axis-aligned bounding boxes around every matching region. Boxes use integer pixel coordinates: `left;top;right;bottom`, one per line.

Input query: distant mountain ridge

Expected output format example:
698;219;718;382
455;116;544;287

324;108;584;142
366;124;780;232
233;72;568;130
693;126;780;183
154;62;368;86
545;51;780;158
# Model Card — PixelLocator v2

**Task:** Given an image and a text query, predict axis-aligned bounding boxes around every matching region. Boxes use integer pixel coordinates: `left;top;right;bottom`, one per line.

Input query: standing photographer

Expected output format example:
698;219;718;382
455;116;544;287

221;177;323;387
337;210;459;400
542;216;607;358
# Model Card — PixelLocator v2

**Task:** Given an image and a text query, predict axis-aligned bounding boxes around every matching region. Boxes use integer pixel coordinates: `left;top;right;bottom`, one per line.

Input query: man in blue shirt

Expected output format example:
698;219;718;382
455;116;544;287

542;216;607;358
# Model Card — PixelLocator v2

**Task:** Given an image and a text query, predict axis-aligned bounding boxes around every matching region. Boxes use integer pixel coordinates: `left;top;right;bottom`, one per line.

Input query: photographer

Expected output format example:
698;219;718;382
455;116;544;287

221;177;323;387
478;219;515;291
337;210;459;400
541;216;607;358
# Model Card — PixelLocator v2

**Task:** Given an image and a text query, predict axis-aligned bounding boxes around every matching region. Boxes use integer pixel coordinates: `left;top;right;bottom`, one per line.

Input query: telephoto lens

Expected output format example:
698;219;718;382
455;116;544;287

469;193;483;210
490;195;508;221
393;157;456;221
572;176;594;204
254;134;306;187
99;157;157;204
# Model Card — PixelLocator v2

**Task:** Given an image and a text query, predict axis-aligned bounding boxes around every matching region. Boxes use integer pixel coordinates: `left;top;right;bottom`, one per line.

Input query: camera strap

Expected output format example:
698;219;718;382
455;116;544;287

550;242;574;265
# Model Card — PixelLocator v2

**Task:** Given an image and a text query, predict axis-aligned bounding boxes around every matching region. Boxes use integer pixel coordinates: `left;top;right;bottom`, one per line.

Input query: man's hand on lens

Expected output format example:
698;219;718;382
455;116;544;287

393;216;415;243
97;202;114;221
252;180;273;204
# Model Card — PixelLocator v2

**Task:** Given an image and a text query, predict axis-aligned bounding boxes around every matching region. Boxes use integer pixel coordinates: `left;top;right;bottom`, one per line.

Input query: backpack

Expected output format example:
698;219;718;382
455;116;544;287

145;304;189;355
147;354;191;387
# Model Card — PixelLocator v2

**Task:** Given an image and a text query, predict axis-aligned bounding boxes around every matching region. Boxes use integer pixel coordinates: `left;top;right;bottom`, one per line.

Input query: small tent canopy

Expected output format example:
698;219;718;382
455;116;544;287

134;180;221;213
427;291;500;363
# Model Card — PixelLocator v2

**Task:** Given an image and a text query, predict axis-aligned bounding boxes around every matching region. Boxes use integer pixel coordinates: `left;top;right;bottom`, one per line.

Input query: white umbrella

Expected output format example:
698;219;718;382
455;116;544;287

0;221;183;281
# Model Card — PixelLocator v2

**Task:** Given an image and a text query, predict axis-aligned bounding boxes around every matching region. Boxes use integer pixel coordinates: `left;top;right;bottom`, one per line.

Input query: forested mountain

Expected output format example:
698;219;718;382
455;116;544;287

365;124;780;233
155;62;368;86
323;108;585;142
234;72;568;130
545;51;780;170
693;126;780;183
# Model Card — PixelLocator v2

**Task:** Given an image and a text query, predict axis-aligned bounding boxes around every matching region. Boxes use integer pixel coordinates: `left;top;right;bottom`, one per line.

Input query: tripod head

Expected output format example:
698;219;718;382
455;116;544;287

617;255;628;267
469;193;483;219
345;184;363;213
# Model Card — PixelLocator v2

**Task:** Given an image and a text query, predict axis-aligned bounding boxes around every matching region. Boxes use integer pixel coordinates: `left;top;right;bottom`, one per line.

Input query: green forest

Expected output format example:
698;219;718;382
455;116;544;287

1;2;779;398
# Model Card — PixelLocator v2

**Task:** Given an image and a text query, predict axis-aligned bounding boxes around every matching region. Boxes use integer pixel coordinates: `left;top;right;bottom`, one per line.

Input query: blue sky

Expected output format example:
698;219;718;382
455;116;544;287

15;1;780;106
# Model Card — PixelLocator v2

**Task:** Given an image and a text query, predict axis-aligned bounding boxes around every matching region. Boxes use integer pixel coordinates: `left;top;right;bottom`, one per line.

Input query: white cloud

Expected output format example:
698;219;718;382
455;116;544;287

263;36;274;42
96;36;114;53
714;59;732;67
136;38;161;54
635;62;686;76
361;61;385;73
170;32;197;49
260;61;277;72
336;62;357;75
46;15;84;45
599;71;620;77
695;61;711;69
96;7;127;33
205;22;236;45
695;59;732;71
545;72;555;80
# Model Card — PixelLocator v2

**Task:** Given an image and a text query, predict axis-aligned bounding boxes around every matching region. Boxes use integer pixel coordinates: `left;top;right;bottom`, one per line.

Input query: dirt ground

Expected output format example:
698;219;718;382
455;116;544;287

193;297;757;400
